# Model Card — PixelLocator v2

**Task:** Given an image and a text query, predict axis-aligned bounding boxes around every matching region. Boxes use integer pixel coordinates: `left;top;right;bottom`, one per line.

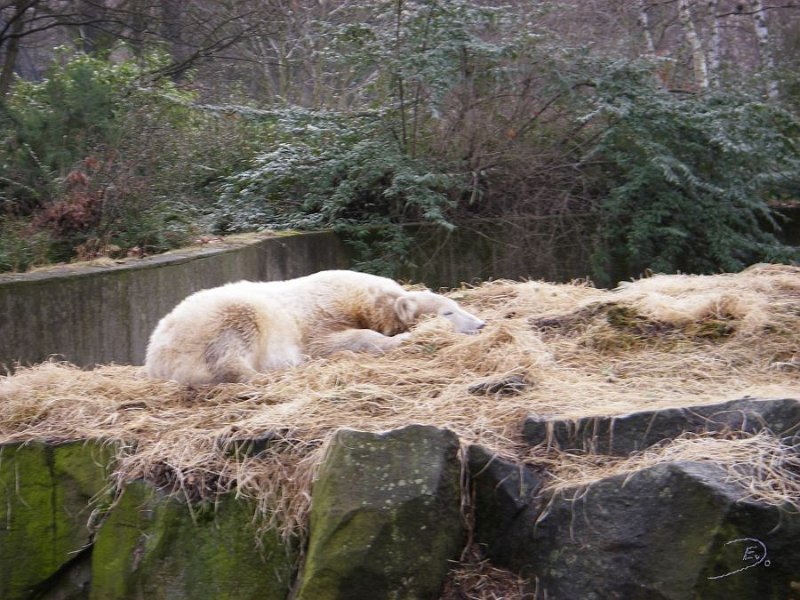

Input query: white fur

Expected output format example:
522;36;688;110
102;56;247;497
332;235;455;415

145;270;484;385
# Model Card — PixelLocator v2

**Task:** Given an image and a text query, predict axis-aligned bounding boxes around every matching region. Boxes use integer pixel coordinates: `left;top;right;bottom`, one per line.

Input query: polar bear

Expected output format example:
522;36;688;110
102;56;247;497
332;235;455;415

144;270;485;385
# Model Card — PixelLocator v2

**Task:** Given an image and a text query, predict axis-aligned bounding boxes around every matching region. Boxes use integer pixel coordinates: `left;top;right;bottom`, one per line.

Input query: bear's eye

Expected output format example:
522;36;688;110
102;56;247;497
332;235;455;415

442;311;454;316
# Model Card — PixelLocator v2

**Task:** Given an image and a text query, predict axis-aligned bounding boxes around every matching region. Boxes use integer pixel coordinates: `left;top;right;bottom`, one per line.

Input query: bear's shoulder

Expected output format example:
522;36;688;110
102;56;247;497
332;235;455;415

299;270;406;294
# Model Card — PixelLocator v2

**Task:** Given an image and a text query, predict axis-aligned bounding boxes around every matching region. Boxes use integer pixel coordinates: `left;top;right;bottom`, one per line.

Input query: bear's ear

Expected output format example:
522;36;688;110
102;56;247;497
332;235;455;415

394;296;417;325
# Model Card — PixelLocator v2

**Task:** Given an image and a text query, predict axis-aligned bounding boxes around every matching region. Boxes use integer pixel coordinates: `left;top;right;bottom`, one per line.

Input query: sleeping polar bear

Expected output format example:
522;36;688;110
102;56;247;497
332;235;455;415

145;269;485;385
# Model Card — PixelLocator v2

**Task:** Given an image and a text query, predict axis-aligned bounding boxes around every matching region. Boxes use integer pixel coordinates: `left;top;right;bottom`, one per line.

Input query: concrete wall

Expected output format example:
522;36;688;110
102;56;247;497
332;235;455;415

0;221;600;370
403;217;594;289
0;232;349;369
3;215;793;370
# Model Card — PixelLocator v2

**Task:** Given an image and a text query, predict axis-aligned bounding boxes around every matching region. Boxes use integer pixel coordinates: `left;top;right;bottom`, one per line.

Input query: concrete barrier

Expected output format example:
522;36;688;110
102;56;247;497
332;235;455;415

0;232;349;369
403;217;594;289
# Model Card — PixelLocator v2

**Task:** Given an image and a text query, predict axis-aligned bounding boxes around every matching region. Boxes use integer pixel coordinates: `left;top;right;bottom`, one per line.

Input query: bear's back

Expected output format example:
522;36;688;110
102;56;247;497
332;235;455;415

284;270;406;298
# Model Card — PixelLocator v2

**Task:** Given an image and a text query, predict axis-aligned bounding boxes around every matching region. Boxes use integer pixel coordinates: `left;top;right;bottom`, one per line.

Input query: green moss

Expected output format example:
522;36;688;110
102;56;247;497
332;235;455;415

687;318;736;339
0;441;115;600
596;303;740;353
605;305;641;329
90;481;297;600
295;426;464;600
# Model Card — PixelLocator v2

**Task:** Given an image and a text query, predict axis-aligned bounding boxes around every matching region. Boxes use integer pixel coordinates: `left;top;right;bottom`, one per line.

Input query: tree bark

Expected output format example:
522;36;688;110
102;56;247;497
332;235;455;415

749;0;779;99
394;0;408;152
638;0;657;55
161;0;188;80
77;0;107;54
0;1;29;97
678;0;709;90
707;0;721;88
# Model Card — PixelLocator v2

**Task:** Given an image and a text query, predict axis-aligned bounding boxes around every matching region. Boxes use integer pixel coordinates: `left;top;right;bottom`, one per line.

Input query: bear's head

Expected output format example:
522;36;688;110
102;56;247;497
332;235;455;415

394;291;485;334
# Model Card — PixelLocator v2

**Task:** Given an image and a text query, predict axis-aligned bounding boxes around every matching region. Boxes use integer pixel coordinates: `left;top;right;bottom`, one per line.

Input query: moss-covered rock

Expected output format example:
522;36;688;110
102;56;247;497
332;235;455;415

0;440;115;600
89;480;296;600
295;424;464;600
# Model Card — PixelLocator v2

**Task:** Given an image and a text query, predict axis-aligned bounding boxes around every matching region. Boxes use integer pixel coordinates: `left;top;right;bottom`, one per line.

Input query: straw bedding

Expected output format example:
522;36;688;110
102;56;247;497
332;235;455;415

1;264;799;540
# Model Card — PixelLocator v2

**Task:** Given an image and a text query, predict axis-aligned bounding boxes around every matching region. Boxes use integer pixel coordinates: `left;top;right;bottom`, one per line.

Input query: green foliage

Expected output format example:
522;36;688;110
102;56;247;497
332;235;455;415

2;50;179;207
0;50;266;271
585;63;800;285
312;0;526;156
216;110;461;275
0;217;52;272
216;0;533;275
5;7;788;281
217;8;800;280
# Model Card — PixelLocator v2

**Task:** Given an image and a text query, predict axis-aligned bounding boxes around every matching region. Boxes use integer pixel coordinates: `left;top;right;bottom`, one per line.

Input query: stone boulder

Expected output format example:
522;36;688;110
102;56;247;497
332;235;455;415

0;440;115;600
470;457;800;599
90;480;297;600
524;397;800;455
466;445;543;567
294;424;464;600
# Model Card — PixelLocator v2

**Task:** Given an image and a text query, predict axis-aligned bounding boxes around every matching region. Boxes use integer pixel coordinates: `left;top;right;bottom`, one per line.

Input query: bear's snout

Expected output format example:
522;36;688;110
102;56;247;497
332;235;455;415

449;311;486;334
462;318;486;334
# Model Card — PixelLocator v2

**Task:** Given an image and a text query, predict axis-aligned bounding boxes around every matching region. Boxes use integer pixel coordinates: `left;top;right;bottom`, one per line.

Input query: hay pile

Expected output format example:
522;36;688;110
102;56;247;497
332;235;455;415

1;263;799;537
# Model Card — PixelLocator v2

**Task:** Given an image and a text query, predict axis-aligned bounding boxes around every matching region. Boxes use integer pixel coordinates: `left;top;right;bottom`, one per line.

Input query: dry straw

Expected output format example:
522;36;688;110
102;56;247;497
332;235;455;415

538;431;800;509
1;263;799;538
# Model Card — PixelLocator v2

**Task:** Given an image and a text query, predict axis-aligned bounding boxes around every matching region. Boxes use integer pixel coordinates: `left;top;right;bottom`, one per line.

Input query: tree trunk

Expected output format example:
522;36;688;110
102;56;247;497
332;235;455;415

394;0;408;152
638;0;656;55
127;0;149;55
161;0;189;80
749;0;779;100
0;1;29;97
678;0;709;90
77;0;107;54
707;0;721;88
